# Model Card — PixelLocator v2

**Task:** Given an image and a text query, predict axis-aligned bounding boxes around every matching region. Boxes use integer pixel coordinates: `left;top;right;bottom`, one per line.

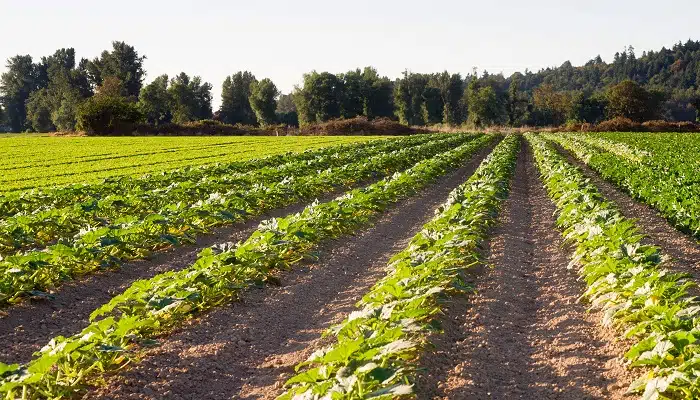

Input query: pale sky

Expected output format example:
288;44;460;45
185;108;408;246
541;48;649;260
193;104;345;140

1;0;698;108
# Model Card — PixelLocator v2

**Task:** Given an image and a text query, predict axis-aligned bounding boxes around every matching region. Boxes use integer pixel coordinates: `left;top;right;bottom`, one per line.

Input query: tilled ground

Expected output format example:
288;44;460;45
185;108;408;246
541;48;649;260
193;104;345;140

10;136;693;400
558;145;700;281
415;142;636;399
0;197;342;364
86;145;496;400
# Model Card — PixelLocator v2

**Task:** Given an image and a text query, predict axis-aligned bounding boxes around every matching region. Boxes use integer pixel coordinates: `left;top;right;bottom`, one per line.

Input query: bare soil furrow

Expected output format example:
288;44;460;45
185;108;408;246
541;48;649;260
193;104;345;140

0;196;343;364
415;141;635;399
84;144;496;400
556;145;700;280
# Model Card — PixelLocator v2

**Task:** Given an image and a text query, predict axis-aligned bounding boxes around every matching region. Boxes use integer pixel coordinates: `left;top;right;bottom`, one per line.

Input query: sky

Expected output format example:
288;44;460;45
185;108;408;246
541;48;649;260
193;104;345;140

1;0;698;108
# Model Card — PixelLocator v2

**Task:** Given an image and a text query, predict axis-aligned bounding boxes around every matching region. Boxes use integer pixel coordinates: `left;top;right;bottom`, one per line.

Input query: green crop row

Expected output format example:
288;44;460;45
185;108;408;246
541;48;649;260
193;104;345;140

528;133;700;400
0;135;475;307
0;136;411;219
279;135;520;399
0;135;439;255
544;133;700;240
0;136;372;193
0;134;495;399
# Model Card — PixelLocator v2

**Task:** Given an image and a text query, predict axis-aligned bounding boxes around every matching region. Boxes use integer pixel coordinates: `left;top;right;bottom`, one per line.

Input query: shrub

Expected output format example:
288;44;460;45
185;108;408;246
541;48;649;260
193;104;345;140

562;120;584;132
299;117;428;136
591;117;642;132
641;120;700;132
76;96;143;135
132;119;290;136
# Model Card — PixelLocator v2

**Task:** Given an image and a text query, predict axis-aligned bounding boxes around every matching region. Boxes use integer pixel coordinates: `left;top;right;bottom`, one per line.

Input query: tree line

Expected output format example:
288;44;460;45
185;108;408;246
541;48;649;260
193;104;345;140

2;40;700;133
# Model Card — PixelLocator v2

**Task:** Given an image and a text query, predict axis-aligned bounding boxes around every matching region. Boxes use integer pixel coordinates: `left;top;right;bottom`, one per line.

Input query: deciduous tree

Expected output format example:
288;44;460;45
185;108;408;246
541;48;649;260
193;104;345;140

394;71;427;126
0;55;39;131
219;71;257;125
139;75;173;126
606;80;660;122
87;42;145;99
361;67;393;119
168;73;213;123
293;71;344;126
249;78;279;127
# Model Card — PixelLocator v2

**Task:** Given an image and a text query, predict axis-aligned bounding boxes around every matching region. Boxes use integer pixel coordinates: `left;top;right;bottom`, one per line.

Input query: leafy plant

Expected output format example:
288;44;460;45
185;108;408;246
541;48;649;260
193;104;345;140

0;134;495;399
0;135;478;306
528;133;700;399
279;135;520;399
546;132;700;240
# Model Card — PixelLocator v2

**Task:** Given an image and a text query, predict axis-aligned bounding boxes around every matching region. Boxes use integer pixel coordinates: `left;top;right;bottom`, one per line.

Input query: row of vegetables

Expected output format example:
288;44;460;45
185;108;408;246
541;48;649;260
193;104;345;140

0;136;419;220
544;133;700;240
0;134;477;307
0;135;437;254
0;134;495;399
278;135;520;399
529;133;700;399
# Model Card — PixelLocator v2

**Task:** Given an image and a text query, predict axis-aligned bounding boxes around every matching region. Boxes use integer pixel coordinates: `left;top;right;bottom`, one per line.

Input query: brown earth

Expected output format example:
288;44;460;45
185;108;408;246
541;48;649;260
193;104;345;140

0;192;348;364
415;141;636;399
556;145;700;280
8;138;675;400
85;145;497;400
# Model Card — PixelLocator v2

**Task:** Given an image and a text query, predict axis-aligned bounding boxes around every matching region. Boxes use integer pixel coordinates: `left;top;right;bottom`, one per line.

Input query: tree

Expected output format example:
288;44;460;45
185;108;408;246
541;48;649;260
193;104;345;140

293;71;344;126
219;71;257;125
435;72;463;124
532;84;571;125
394;71;427;126
76;94;142;135
87;41;146;99
340;69;365;118
168;73;213;123
421;85;443;124
567;91;606;123
691;93;700;122
96;76;127;98
277;94;296;113
0;55;39;131
276;93;298;127
507;75;530;126
25;89;54;132
606;80;659;122
249;78;279;127
139;75;173;126
465;78;505;127
361;67;393;119
30;48;93;131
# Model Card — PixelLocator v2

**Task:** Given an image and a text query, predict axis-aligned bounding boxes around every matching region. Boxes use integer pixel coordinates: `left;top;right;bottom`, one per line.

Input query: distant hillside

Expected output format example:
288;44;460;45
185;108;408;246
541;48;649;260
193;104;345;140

517;40;700;92
507;40;700;122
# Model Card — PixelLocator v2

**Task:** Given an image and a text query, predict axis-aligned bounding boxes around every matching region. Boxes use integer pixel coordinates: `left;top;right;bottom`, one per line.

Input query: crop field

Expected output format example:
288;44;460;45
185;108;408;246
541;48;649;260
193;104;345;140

0;132;699;400
0;135;379;192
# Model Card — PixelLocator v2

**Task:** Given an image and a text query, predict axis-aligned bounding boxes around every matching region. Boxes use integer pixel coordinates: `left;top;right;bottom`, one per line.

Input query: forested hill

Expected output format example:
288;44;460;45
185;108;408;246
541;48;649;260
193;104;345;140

467;40;700;125
515;40;700;93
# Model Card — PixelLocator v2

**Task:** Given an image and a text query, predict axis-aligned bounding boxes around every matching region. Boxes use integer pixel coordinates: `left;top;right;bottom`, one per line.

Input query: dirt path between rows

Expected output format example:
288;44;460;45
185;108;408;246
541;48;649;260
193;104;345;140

556;145;700;282
415;141;636;399
0;191;352;364
85;144;497;400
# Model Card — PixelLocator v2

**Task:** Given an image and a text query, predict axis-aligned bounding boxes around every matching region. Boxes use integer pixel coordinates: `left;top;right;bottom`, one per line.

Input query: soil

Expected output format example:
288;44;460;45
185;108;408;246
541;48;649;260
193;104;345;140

9;137;682;400
414;141;636;399
85;144;496;400
0;192;349;364
557;145;700;281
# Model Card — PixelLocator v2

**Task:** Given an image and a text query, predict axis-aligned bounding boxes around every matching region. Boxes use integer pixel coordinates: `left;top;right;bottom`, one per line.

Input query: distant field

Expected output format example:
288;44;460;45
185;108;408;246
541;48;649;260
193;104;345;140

0;135;386;192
